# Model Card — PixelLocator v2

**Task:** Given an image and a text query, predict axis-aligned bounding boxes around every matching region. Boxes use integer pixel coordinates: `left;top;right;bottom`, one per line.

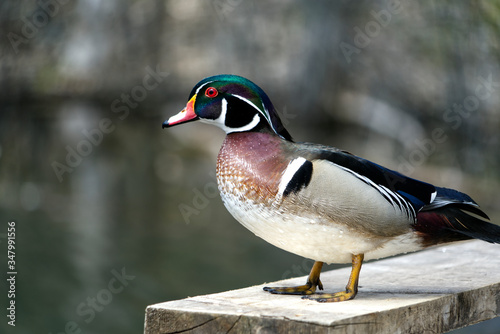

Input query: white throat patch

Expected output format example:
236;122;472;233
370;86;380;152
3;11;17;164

201;98;261;134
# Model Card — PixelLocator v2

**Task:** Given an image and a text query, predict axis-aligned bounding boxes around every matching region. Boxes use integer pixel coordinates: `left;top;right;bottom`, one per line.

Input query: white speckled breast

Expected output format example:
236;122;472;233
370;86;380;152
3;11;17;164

218;184;423;263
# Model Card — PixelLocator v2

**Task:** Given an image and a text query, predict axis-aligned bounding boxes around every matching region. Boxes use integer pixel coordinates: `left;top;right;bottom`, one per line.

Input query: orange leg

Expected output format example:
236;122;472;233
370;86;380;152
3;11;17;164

263;261;324;295
303;254;364;302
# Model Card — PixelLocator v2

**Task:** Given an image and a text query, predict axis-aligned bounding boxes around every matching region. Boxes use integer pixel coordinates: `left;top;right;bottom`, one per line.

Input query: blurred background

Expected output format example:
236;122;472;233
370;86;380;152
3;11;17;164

1;0;500;333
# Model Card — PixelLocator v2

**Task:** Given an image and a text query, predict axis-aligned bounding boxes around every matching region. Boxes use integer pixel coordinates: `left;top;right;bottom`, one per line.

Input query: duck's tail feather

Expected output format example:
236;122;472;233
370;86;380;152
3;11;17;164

415;187;499;245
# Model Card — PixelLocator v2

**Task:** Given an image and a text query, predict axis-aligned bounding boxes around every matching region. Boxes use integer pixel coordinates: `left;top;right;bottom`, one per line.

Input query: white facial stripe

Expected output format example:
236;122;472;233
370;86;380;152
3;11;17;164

232;113;261;132
238;114;260;131
232;94;271;124
200;98;261;134
278;157;308;198
195;81;215;96
216;97;228;127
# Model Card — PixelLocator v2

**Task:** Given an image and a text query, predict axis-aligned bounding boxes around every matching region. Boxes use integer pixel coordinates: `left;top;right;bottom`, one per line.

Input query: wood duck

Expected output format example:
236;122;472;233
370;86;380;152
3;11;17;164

162;74;500;302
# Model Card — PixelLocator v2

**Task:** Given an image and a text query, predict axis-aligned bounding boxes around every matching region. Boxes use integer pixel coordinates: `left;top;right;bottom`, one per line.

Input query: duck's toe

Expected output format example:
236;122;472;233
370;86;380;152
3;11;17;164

263;281;321;295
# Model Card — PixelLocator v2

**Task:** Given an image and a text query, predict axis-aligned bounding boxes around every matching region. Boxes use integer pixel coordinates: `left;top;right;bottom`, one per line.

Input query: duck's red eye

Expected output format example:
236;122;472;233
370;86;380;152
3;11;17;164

205;87;218;98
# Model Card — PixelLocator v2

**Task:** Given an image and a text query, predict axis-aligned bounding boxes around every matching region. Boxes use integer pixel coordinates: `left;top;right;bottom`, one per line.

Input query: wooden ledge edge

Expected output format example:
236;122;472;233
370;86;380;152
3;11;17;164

145;240;500;334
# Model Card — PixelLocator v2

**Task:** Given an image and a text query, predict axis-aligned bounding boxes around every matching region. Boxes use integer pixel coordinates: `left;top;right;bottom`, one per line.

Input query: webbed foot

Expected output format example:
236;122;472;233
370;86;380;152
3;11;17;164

263;261;323;295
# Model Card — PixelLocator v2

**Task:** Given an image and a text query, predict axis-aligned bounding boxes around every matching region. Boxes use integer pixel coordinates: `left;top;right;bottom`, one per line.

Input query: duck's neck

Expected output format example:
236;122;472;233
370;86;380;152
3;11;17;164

216;132;290;199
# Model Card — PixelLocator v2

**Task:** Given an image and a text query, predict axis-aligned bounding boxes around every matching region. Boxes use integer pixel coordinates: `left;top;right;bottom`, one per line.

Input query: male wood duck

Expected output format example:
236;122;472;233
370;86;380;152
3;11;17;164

162;74;500;302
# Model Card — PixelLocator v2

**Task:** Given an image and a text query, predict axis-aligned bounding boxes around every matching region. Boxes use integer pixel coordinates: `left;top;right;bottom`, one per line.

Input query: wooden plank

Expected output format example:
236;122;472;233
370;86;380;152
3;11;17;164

144;240;500;333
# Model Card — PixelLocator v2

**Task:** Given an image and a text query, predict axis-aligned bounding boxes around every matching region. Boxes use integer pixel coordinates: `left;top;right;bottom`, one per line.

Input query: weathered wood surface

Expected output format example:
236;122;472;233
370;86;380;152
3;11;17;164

144;240;500;333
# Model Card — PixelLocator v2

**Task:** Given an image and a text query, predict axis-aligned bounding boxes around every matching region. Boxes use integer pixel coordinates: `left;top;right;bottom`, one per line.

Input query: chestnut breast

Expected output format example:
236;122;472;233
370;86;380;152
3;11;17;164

216;132;290;204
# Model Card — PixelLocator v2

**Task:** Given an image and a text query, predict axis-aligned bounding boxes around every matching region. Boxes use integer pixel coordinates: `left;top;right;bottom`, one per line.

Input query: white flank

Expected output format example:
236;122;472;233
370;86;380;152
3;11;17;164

332;163;417;221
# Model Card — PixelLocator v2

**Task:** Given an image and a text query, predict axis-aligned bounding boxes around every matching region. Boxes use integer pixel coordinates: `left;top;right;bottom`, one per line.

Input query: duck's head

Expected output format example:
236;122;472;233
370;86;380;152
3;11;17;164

163;75;292;141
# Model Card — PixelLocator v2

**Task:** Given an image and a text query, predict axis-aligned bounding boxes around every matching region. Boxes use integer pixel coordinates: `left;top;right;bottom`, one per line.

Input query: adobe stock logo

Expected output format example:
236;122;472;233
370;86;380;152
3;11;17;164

48;267;135;334
397;74;499;176
51;65;169;182
178;171;219;224
212;0;243;22
7;0;70;54
339;0;405;64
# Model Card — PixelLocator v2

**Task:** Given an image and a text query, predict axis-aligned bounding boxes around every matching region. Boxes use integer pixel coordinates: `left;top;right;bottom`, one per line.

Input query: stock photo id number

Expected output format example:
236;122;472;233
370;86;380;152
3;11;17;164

6;221;16;327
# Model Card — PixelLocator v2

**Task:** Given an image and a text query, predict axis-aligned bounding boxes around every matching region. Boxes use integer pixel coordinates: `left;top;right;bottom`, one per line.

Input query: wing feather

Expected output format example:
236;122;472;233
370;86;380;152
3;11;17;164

294;142;437;220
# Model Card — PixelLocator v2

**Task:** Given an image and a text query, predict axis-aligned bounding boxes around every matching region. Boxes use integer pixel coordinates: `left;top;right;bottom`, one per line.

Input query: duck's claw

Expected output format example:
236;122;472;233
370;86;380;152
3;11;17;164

301;288;357;302
263;280;323;295
303;254;364;303
263;261;324;295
